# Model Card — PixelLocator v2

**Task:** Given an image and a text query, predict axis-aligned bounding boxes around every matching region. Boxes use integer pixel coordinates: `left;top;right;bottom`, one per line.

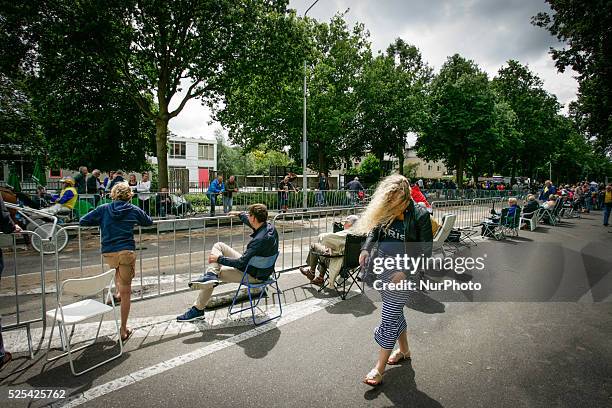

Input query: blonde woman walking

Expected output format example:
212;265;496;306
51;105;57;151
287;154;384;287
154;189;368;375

353;174;433;386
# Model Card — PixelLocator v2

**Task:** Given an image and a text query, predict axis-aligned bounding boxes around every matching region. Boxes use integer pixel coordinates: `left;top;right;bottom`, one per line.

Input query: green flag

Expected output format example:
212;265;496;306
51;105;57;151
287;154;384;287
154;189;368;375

32;159;47;187
7;167;21;193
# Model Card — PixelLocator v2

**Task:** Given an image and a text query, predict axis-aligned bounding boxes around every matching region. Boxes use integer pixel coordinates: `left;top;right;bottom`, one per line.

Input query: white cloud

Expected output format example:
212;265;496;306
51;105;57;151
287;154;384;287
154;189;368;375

170;1;579;138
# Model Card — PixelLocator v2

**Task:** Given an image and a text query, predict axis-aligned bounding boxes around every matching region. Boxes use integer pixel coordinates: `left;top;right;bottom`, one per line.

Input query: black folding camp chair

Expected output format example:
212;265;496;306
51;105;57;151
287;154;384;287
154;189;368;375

314;234;366;300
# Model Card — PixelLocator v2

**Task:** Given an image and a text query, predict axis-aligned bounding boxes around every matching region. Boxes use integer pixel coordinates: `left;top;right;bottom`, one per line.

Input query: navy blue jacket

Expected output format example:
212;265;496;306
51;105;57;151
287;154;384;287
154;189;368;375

79;201;153;254
218;213;279;280
539;185;556;201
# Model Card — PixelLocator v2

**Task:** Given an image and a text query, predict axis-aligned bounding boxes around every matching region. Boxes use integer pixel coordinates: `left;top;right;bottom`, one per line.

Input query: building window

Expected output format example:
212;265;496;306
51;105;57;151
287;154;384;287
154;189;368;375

428;165;432;171
437;166;440;171
198;143;215;160
170;141;186;159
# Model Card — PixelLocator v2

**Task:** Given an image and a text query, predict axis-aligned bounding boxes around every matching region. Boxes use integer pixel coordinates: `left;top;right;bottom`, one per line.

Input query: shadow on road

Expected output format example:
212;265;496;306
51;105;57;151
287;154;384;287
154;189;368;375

363;361;444;407
236;327;281;359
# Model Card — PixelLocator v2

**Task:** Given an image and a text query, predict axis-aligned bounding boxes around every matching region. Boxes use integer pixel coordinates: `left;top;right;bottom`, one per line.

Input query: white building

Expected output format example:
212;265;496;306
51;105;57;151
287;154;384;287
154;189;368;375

404;148;452;179
148;135;218;186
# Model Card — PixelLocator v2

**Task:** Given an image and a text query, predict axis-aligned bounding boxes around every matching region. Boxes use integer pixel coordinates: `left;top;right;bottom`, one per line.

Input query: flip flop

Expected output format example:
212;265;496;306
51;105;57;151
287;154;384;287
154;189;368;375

121;329;133;343
387;349;411;365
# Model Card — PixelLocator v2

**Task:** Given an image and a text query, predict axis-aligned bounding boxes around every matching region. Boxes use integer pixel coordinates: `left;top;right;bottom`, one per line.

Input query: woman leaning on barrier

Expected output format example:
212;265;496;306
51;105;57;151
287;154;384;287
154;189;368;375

352;174;433;386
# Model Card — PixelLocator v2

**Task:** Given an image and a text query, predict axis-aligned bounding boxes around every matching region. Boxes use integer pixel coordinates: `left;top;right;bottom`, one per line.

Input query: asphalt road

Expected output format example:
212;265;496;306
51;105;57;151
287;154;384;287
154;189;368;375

0;212;611;408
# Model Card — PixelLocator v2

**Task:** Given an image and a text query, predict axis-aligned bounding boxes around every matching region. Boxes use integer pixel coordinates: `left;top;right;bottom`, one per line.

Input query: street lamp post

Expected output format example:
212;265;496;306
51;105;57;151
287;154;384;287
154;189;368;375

302;0;321;209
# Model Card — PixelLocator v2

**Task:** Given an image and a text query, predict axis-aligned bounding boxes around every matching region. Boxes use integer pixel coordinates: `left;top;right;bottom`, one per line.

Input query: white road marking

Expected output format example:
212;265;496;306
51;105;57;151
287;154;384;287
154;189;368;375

52;293;355;408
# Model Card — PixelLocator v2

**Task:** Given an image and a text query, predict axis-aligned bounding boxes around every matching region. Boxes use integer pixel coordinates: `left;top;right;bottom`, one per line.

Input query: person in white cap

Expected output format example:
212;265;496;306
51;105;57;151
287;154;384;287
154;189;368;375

300;214;360;286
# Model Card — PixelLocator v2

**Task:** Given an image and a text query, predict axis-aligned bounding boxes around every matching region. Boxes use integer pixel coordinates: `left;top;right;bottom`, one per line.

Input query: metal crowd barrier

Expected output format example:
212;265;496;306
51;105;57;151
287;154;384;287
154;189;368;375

3;196;527;355
272;207;362;273
0;229;47;359
431;197;515;229
1;207;356;321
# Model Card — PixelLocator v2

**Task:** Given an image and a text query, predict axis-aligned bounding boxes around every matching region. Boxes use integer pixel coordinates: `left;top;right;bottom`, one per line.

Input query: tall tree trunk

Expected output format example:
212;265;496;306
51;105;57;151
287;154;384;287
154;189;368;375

318;148;326;175
155;117;169;189
397;146;404;175
377;151;385;177
456;155;464;187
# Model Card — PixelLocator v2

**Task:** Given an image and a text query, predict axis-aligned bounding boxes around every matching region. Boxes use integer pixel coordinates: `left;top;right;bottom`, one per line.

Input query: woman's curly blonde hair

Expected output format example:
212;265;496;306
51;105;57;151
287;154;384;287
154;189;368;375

111;182;133;202
352;174;412;235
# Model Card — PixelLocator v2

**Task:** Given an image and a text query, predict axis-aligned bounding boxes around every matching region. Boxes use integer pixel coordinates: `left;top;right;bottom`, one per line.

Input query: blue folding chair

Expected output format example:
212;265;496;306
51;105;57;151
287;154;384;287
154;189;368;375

228;253;282;326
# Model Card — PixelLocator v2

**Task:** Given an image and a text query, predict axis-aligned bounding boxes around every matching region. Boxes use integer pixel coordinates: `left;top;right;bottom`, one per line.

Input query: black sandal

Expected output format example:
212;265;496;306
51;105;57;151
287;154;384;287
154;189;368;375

106;295;121;306
121;329;133;343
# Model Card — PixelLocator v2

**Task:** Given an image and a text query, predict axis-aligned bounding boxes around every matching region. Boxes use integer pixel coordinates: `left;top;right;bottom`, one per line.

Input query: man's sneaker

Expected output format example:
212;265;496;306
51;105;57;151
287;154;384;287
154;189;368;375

188;271;220;289
176;306;205;322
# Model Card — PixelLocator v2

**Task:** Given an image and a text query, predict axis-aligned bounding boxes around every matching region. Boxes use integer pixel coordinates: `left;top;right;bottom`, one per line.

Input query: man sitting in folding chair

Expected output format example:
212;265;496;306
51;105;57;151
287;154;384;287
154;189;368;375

176;204;279;322
299;214;359;286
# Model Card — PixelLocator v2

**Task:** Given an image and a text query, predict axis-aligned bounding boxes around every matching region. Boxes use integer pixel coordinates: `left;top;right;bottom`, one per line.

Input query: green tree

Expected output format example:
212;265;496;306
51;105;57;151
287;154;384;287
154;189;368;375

215;13;370;174
357;153;382;178
250;148;293;175
355;39;431;176
417;54;498;185
3;0;304;187
1;0;156;170
532;0;612;154
492;60;561;179
215;130;241;178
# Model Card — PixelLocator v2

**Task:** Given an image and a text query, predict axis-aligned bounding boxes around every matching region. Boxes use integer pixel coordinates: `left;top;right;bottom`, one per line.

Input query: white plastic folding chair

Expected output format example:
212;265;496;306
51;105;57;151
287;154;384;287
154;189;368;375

520;208;541;231
433;214;456;257
45;269;123;376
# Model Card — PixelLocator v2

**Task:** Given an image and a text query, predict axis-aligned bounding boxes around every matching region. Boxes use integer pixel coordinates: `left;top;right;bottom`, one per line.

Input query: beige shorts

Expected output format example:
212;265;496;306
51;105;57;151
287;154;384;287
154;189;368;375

103;250;136;286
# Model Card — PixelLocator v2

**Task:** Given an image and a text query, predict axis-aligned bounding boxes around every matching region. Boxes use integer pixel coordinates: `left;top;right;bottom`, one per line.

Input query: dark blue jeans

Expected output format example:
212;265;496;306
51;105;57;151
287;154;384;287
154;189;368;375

604;204;612;226
208;193;217;215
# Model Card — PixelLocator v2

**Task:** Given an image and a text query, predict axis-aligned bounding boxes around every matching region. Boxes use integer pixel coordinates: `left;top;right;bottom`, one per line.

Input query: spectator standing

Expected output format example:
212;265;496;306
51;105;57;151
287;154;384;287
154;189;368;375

87;169;103;206
127;174;138;190
136;172;151;215
223;175;239;213
108;170;125;192
73;166;88;195
1;194;22;370
344;177;364;205
103;171;115;190
278;175;296;213
603;184;612;227
207;175;224;216
582;184;592;213
87;169;102;194
79;183;153;342
316;172;329;206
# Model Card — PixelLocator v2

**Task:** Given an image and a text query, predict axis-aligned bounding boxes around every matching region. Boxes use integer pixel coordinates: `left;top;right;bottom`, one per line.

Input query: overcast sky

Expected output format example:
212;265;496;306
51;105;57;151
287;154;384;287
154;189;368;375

169;0;578;140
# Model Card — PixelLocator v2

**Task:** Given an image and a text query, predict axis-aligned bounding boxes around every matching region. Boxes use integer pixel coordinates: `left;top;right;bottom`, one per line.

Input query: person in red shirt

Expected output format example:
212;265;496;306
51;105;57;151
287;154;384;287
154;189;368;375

410;184;432;212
